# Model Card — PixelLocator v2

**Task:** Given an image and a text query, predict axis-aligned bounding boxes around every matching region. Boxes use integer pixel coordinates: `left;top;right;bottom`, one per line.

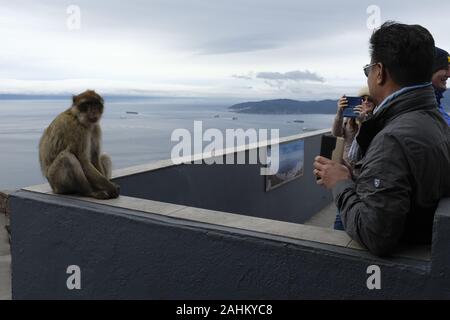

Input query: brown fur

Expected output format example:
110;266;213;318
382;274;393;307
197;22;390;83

39;90;119;199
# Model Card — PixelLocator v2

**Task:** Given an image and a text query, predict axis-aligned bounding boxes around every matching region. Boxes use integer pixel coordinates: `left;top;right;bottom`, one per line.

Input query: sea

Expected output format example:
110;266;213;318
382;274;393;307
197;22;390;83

0;98;334;190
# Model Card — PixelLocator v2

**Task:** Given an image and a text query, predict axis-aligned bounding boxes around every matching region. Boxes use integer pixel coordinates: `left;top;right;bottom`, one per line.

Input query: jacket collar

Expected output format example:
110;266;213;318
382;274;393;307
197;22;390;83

356;85;438;154
373;85;436;123
373;83;431;114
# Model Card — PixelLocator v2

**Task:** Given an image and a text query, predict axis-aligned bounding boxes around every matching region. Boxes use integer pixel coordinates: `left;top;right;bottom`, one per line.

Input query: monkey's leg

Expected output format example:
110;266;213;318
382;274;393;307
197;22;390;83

47;151;93;195
99;154;112;179
48;151;110;199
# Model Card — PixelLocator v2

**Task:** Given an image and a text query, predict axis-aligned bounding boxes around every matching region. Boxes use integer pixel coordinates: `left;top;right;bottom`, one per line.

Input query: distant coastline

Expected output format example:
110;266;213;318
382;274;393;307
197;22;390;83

229;99;338;114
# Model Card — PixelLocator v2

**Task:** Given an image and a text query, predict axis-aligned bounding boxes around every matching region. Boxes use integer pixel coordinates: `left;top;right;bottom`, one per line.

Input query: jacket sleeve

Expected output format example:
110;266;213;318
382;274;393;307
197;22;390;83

332;133;412;256
331;110;344;137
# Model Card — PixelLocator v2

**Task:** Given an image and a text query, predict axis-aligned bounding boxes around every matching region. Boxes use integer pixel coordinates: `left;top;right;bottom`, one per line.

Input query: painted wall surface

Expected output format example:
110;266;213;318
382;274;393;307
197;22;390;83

10;191;450;300
113;135;331;224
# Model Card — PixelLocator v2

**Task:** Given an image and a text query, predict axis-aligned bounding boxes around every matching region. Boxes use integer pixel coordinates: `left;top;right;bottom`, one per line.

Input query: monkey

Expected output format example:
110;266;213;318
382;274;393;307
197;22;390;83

39;90;120;199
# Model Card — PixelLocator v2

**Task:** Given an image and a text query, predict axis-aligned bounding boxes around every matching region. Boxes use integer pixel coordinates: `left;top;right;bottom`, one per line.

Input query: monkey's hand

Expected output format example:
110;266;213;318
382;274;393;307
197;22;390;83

105;182;120;199
91;183;119;199
90;190;111;200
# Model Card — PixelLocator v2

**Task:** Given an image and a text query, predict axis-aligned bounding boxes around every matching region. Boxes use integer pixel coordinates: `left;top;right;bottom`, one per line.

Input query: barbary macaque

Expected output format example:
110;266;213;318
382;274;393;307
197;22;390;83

39;90;120;199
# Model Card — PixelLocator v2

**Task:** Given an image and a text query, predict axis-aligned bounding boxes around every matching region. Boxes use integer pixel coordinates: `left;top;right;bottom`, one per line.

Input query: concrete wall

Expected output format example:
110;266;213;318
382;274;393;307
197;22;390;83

0;195;11;300
9;191;450;299
0;191;11;216
113;133;331;224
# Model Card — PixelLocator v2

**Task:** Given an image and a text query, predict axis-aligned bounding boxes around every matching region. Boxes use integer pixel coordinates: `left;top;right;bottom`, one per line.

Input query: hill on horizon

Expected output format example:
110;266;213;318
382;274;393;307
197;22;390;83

229;98;338;114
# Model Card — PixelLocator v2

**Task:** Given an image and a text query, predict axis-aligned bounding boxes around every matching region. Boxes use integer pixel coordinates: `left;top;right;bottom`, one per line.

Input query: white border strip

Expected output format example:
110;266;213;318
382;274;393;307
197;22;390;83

112;128;331;178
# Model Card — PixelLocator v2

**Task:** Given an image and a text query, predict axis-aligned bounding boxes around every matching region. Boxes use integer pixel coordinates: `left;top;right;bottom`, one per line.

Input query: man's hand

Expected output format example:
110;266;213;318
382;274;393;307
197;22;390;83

354;104;372;120
313;156;352;189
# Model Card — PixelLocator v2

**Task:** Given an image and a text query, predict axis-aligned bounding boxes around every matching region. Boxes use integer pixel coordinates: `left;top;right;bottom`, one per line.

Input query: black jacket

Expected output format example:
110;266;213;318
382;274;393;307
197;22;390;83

333;85;450;256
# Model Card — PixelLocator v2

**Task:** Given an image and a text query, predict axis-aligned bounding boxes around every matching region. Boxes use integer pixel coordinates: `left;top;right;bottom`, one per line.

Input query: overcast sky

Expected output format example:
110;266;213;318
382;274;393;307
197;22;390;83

1;0;449;100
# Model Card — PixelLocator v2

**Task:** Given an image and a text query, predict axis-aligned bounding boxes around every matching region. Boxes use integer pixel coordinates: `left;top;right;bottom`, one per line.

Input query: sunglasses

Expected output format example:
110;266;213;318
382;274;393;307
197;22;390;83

360;96;374;103
363;62;378;77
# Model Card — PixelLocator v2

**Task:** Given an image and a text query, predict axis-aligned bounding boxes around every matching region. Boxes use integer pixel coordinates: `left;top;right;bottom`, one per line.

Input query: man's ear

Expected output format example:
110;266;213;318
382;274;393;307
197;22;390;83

377;63;387;86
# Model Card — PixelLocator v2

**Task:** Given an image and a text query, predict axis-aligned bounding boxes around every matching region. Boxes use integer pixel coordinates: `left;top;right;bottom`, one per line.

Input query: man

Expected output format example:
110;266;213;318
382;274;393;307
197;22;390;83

313;22;450;256
432;47;450;126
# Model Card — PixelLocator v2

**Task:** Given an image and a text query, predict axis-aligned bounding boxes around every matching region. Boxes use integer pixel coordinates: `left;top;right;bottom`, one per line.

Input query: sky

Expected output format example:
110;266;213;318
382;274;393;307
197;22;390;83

1;0;449;100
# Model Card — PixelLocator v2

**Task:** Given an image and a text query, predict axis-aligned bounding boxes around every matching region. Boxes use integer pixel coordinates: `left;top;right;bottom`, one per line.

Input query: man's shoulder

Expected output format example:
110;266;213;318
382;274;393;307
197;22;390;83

381;108;448;139
365;109;448;158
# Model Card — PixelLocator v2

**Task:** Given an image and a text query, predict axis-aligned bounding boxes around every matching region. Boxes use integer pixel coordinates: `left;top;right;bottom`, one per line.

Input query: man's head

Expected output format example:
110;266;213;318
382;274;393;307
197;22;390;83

365;21;435;105
431;47;450;92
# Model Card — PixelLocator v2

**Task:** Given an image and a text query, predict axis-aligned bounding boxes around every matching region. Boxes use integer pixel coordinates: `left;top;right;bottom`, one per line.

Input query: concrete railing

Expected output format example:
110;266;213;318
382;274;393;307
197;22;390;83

8;129;450;299
110;128;332;224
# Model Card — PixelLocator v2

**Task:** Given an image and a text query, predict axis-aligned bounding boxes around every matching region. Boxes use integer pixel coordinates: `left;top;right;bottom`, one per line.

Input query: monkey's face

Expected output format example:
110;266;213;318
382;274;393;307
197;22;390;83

77;101;104;126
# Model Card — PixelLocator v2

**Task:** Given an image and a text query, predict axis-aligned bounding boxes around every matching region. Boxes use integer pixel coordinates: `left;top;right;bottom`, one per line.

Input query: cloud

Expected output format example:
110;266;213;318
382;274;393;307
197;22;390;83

232;75;252;80
196;35;284;55
1;0;450;98
232;72;254;80
256;70;325;82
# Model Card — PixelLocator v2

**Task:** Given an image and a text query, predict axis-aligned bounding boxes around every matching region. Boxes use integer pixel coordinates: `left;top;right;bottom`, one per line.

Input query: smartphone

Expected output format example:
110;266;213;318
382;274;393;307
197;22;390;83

342;96;362;118
317;135;345;179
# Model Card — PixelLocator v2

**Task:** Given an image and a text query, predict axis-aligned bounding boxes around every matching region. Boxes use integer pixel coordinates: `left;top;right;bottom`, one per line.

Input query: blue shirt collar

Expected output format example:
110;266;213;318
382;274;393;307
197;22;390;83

373;82;432;114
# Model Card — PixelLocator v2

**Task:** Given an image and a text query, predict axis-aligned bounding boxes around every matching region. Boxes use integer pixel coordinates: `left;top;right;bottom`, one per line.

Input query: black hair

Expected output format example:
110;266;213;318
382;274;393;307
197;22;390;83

370;21;435;86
